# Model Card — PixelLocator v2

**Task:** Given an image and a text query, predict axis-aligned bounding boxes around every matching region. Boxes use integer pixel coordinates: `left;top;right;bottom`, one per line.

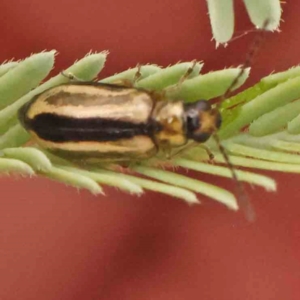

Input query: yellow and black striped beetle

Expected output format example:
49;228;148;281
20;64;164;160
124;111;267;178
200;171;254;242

17;77;255;221
17;20;271;221
18;81;221;162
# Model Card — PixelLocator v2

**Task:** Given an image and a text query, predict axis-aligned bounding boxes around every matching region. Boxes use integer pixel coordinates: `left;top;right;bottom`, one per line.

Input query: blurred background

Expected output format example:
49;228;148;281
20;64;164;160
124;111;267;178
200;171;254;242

0;1;299;299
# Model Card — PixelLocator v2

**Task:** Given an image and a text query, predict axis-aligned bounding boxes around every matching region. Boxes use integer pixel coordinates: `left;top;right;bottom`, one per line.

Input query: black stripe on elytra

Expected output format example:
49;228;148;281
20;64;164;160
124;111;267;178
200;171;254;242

62;81;136;90
26;113;160;142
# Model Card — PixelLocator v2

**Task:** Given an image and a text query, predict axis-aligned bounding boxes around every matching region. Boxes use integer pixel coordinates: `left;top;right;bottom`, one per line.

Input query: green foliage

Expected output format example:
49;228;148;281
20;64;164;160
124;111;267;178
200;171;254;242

0;48;300;213
0;0;288;217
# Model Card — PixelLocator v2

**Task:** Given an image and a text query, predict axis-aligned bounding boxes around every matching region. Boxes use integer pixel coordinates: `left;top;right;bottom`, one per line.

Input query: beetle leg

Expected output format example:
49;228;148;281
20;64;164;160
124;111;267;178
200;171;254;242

60;71;85;82
177;59;197;85
107;65;143;88
60;71;100;83
158;144;172;160
132;64;142;84
152;60;197;102
200;144;215;161
164;60;197;95
167;142;214;162
167;141;197;160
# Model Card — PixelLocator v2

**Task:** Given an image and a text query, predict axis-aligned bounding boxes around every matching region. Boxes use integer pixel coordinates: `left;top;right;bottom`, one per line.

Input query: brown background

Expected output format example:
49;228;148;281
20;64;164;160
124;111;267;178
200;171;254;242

0;1;299;299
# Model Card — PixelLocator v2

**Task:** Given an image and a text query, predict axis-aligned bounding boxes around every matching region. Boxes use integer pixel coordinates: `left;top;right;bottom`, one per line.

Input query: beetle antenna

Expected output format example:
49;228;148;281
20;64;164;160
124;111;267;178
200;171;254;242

217;19;270;109
213;132;255;221
213;20;271;220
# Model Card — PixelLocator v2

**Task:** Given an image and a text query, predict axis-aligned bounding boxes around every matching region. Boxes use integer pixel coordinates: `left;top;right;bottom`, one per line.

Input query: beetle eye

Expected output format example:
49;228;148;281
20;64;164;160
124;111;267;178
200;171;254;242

186;113;211;142
184;100;220;143
184;100;211;114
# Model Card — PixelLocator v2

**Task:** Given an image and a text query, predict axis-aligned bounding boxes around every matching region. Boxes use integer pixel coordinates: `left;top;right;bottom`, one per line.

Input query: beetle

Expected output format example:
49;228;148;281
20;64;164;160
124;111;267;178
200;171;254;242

18;81;221;163
17;20;270;221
